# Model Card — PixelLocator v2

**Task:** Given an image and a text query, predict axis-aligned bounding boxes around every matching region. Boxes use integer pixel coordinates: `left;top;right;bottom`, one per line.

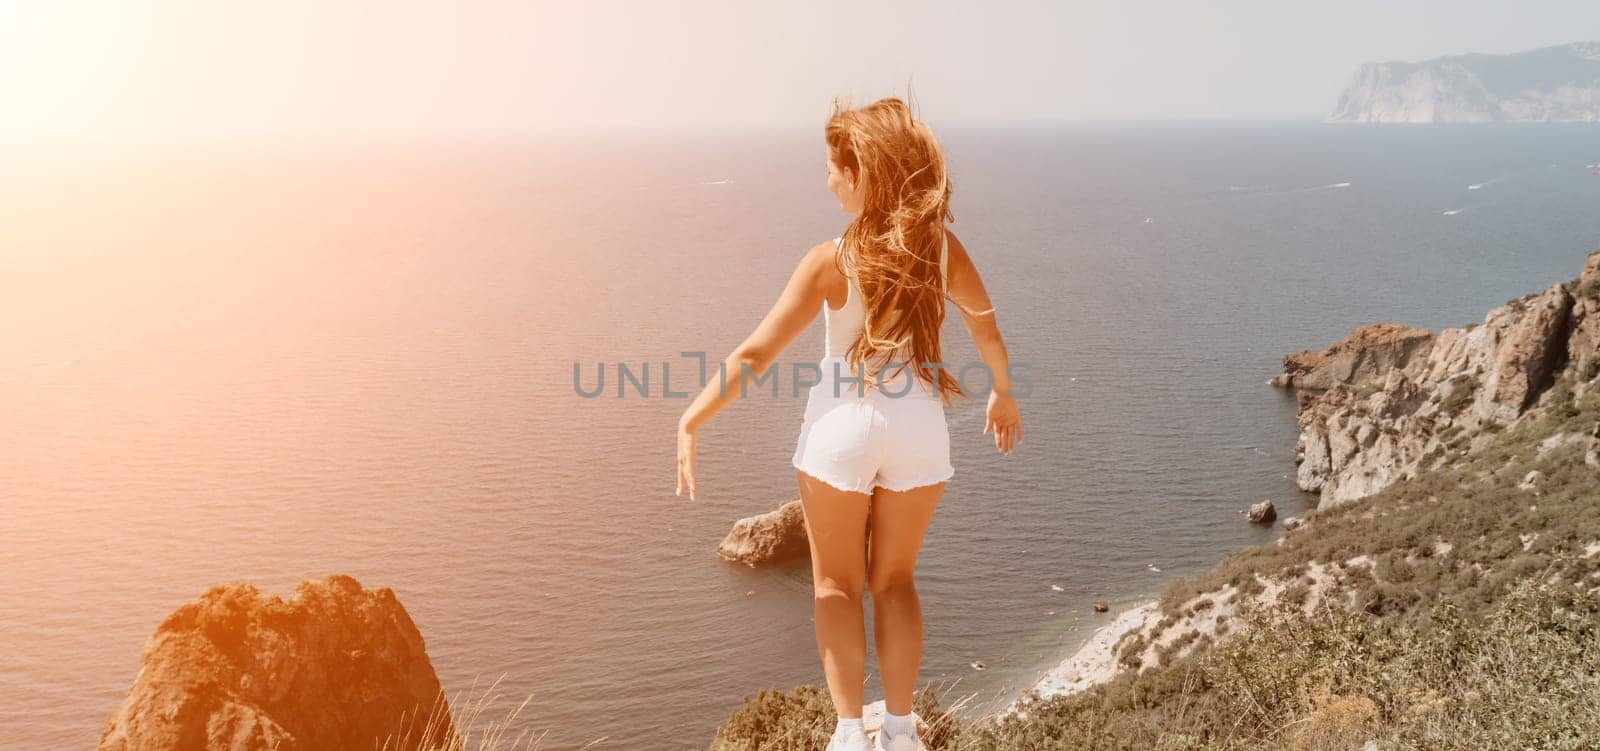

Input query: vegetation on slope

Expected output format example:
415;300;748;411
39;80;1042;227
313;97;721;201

711;338;1600;750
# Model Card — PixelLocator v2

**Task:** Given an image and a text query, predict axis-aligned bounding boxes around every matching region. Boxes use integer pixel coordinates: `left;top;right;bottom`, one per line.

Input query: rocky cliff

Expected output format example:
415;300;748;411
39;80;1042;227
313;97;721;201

98;575;455;751
1328;42;1600;123
1039;247;1600;710
1275;250;1600;506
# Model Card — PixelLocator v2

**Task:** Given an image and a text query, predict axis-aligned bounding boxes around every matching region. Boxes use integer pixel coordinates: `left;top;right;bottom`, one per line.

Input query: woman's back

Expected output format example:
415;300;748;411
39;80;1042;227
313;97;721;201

822;230;950;366
795;227;955;493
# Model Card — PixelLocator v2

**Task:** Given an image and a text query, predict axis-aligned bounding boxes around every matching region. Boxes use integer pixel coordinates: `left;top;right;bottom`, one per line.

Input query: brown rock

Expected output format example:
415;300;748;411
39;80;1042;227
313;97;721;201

1093;602;1110;613
1247;500;1278;524
717;499;810;566
1287;250;1598;508
98;575;454;751
1277;323;1434;392
1272;349;1326;388
1582;249;1600;288
1563;250;1600;379
1489;283;1573;414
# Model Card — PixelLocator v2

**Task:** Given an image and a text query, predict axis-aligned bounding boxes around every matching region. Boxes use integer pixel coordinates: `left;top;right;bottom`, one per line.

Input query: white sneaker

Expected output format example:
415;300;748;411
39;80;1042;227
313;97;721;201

872;726;921;751
825;727;871;751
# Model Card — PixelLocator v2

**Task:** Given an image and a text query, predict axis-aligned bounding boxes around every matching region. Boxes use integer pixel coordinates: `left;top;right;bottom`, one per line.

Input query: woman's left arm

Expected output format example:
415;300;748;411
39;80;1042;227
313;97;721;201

676;242;834;499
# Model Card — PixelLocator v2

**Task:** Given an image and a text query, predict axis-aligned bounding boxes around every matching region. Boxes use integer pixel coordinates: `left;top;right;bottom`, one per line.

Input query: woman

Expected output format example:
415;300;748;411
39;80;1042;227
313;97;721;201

676;96;1021;751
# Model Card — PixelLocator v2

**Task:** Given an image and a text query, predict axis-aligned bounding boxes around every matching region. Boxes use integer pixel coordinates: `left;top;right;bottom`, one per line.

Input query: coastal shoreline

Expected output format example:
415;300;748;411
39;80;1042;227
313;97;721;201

1001;601;1159;717
998;248;1600;725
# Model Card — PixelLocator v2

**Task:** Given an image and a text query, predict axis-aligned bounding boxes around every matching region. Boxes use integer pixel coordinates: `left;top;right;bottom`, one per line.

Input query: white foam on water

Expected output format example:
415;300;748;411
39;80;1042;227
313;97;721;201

1442;208;1465;216
1290;181;1350;193
634;178;732;191
1236;181;1352;198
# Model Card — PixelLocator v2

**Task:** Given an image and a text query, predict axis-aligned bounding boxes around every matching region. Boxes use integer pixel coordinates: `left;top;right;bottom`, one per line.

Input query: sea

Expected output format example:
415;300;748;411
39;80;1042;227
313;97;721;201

3;122;1598;749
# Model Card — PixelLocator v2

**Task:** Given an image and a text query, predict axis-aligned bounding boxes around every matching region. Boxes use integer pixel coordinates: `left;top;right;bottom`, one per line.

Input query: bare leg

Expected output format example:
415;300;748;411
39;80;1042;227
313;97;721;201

866;481;945;716
796;470;872;719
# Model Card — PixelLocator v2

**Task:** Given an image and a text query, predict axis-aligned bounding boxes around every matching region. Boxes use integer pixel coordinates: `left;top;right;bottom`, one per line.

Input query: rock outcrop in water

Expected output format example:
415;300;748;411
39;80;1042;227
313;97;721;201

98;575;454;751
718;498;810;566
1270;322;1434;390
1245;501;1277;524
1328;42;1600;123
1274;250;1600;507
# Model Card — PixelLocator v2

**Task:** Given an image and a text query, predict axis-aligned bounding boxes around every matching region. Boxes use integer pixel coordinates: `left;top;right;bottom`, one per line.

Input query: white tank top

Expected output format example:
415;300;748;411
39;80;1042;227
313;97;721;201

823;230;949;361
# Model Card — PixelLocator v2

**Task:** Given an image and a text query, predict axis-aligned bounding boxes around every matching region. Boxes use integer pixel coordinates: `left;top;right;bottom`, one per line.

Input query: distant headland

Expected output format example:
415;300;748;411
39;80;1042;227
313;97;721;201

1328;41;1600;123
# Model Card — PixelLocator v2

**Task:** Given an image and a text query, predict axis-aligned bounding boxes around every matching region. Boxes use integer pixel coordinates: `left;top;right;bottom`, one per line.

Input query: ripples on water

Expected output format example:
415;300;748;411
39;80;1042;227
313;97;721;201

2;123;1598;747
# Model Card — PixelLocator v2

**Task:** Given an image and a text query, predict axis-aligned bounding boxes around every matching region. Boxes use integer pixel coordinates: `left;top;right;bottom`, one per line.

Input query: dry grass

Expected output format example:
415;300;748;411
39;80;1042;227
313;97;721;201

709;682;976;751
380;675;607;751
713;362;1600;749
923;572;1600;750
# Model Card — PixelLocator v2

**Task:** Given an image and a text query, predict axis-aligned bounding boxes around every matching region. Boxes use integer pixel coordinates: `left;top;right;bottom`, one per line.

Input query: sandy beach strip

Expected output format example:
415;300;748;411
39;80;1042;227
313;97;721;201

1002;601;1159;717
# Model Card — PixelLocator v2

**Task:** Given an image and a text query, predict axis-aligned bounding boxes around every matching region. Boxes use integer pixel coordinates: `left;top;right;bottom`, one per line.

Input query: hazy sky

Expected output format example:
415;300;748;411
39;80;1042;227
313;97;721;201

4;0;1600;141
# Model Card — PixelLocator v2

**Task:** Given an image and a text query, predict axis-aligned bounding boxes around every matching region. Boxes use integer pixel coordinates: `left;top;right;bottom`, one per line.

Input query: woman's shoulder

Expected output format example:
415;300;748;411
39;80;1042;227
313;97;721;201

799;238;849;289
803;238;843;268
939;227;977;291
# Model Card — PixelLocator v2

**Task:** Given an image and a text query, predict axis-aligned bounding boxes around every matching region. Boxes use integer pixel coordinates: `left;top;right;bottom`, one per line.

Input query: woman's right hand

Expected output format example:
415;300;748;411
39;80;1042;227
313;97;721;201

983;388;1022;455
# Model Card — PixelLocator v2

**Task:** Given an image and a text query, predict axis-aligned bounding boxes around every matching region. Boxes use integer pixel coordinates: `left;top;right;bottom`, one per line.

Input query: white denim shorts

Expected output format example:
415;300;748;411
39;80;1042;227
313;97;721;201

791;356;955;494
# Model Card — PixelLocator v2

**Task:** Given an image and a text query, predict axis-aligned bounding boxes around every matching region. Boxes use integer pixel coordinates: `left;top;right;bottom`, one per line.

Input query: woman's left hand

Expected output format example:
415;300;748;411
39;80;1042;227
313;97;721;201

676;423;698;500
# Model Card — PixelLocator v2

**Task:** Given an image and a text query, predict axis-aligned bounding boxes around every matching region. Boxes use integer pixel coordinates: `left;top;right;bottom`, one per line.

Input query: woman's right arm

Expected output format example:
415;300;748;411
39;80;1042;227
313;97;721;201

944;230;1022;455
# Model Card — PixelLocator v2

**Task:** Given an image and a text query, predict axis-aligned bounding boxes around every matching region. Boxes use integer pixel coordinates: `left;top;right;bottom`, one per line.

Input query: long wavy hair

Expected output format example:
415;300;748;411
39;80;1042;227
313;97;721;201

826;95;970;405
